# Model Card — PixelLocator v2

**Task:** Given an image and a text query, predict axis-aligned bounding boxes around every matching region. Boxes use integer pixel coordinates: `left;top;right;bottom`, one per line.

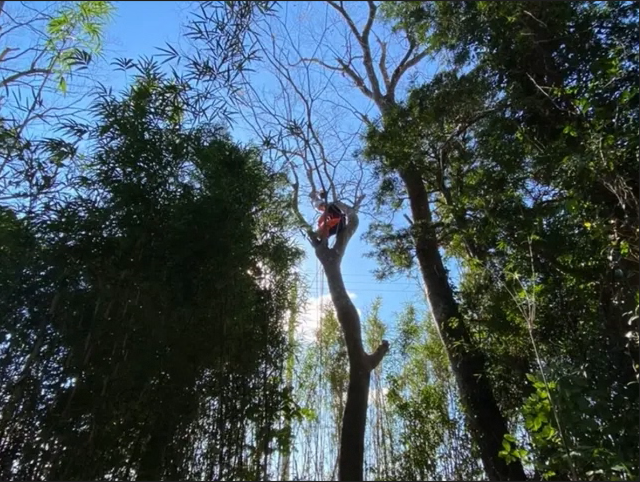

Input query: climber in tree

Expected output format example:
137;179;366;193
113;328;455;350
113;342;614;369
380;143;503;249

310;190;346;244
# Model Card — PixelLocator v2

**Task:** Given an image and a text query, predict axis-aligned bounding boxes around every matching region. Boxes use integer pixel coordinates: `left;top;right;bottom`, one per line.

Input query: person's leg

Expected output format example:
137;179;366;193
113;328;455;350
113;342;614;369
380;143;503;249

312;223;330;246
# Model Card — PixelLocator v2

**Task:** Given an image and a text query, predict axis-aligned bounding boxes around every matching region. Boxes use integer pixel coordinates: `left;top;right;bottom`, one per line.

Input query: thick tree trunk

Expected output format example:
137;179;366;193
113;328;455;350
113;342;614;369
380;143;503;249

339;365;371;482
400;167;527;481
315;207;388;482
322;257;368;481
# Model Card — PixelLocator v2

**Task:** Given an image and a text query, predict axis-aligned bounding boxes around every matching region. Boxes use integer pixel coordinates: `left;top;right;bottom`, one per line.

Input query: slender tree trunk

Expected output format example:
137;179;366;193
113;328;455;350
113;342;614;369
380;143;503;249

321;255;369;481
136;433;164;481
340;359;371;482
136;420;174;481
136;383;192;481
314;208;389;482
279;290;297;482
400;167;527;481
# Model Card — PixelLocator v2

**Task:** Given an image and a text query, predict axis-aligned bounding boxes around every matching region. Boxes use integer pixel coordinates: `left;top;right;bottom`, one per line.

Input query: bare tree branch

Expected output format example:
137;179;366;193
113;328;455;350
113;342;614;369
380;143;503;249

1;67;52;88
337;67;374;105
388;41;429;103
236;13;371;212
326;0;382;102
289;164;315;239
326;1;363;43
292;57;344;72
359;0;382;98
0;47;16;62
374;32;389;88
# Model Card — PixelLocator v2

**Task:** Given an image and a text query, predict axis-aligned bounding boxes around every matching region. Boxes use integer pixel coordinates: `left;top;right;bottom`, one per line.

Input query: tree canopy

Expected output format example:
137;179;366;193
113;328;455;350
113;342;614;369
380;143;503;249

0;1;637;481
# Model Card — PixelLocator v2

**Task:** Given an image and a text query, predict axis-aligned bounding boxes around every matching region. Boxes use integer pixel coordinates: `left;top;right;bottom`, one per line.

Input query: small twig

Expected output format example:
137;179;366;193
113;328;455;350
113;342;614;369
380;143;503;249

0;46;16;62
522;9;548;28
292;57;344;72
500;239;578;481
525;73;564;111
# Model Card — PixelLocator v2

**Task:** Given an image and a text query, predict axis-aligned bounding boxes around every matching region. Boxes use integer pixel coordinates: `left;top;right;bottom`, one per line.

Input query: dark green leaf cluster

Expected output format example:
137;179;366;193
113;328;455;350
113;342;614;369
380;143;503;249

369;1;638;479
0;68;302;481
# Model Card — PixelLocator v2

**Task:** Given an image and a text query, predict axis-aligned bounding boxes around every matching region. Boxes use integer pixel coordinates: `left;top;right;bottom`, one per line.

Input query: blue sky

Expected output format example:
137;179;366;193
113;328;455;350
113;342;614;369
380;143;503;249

5;0;432;341
104;0;431;340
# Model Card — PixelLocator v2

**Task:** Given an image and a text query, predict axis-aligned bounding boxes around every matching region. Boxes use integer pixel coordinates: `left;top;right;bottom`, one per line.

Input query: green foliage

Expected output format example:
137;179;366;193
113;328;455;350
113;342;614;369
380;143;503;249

370;1;638;479
317;307;349;418
0;67;302;481
45;1;114;93
364;222;415;280
287;304;348;480
498;370;638;481
380;305;483;481
160;1;279;124
3;1;638;480
0;1;114;209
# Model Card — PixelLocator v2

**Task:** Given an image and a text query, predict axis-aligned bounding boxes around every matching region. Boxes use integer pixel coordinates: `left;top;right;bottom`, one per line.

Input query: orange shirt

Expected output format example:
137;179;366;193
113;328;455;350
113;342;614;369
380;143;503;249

318;211;341;235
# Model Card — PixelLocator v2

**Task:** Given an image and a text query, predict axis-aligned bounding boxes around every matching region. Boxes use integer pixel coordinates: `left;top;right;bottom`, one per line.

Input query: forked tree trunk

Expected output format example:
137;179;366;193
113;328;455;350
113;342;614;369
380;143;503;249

401;167;527;481
263;1;523;476
313;205;389;481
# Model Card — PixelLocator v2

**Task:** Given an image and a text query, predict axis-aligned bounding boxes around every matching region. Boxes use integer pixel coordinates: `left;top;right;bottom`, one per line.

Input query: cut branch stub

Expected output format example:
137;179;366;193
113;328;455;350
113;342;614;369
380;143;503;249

367;339;390;371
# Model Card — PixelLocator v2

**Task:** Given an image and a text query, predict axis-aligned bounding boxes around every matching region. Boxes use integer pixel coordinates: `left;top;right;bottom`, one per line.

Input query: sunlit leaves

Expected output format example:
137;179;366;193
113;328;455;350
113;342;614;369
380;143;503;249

45;1;114;93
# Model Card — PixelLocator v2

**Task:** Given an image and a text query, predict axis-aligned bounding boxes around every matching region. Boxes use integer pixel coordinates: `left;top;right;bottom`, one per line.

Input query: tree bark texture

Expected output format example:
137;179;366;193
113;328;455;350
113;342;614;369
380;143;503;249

400;167;527;481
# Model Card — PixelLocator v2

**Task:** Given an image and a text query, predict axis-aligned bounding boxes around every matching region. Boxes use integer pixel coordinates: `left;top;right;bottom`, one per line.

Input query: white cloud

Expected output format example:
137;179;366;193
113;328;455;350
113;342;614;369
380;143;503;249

296;291;360;343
